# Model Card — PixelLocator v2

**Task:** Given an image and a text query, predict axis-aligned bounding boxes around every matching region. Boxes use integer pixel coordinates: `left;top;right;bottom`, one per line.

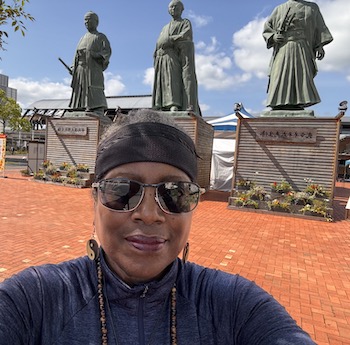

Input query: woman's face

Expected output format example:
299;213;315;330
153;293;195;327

94;162;193;285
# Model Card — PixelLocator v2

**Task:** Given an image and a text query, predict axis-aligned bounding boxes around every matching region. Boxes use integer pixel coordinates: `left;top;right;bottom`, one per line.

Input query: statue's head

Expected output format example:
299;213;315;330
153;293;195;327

168;0;184;18
84;11;99;31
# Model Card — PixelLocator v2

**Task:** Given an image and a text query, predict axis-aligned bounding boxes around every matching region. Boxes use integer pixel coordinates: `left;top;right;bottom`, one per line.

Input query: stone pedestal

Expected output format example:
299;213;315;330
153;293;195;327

45;110;213;189
166;111;214;189
228;115;341;220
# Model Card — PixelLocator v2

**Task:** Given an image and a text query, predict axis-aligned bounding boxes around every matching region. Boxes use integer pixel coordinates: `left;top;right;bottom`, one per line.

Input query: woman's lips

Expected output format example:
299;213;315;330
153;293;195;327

126;235;166;252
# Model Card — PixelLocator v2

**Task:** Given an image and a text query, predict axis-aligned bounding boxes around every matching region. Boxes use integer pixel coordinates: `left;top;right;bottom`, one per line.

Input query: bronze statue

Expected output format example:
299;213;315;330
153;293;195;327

263;0;333;111
69;11;112;116
152;0;201;116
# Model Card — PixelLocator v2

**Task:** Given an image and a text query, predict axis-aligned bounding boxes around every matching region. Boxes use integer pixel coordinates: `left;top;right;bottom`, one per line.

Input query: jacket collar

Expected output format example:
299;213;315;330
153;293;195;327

99;249;179;309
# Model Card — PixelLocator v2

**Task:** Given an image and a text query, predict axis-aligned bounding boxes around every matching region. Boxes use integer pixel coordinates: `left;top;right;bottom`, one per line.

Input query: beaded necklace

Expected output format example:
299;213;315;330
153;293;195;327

95;256;177;345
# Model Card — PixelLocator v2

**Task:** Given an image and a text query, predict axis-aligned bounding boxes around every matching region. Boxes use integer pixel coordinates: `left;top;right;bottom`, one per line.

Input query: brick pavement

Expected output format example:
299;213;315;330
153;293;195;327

0;169;349;344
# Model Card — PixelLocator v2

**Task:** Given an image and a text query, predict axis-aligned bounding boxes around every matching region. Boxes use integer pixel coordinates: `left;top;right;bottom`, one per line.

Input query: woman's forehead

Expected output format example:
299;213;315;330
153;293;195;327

104;162;190;181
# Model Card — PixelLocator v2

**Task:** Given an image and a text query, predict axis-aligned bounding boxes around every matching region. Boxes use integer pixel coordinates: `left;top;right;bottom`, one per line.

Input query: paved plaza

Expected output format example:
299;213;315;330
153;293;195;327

0;168;349;344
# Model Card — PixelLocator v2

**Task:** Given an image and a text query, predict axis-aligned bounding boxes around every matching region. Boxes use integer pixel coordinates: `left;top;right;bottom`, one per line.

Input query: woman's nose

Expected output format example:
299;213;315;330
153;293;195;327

131;188;166;224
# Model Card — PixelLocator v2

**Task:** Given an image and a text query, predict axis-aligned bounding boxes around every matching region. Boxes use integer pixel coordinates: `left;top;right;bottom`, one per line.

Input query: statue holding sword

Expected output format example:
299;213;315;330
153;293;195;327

60;11;111;117
263;0;333;111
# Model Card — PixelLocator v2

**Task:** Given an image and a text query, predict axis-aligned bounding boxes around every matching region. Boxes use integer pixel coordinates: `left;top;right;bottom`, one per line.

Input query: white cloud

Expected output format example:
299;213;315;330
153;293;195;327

195;38;251;90
187;11;212;28
8;72;125;109
9;77;71;109
196;37;220;55
315;0;350;74
143;67;154;87
104;72;126;96
198;102;210;113
232;18;270;79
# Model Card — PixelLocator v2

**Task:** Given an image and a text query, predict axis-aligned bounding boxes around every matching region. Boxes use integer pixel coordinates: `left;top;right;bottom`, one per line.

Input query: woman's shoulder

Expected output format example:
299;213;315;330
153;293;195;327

32;255;92;276
1;256;94;292
179;261;256;296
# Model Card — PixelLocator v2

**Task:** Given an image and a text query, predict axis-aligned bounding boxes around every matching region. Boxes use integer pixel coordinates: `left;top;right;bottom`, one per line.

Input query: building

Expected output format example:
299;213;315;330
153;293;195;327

0;74;17;100
23;95;153;124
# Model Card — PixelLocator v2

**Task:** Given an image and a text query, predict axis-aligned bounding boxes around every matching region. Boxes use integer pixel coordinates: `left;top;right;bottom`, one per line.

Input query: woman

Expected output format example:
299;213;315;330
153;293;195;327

0;109;315;344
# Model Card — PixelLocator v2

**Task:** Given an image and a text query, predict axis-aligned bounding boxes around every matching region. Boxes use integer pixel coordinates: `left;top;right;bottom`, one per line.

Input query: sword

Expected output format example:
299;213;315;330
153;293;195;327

58;57;72;75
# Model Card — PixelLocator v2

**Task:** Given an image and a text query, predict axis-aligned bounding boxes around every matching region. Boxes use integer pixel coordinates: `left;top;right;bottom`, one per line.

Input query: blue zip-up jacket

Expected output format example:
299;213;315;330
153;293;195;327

0;253;316;344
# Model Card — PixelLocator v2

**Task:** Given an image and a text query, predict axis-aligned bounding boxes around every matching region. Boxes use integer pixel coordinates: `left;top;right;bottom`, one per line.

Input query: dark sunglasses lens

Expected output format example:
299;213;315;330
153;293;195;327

99;180;143;211
157;182;200;213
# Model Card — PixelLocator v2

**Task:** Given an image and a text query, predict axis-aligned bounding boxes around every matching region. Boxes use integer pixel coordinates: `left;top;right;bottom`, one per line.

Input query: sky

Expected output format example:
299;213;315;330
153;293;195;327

0;0;349;118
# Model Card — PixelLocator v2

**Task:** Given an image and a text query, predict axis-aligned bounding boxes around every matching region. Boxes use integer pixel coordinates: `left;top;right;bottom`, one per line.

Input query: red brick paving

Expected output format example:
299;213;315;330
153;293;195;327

0;169;349;345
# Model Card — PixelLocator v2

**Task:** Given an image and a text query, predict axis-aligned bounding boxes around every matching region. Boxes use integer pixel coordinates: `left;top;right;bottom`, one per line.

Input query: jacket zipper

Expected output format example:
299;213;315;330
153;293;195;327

138;285;149;345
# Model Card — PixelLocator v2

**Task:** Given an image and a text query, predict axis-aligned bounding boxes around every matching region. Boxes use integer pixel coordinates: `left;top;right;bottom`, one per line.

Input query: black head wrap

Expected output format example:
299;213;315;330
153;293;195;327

95;122;198;182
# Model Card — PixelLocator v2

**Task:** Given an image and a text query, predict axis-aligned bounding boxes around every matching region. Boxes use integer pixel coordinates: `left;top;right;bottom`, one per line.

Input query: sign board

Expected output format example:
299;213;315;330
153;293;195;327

255;127;317;144
0;134;6;172
56;125;88;136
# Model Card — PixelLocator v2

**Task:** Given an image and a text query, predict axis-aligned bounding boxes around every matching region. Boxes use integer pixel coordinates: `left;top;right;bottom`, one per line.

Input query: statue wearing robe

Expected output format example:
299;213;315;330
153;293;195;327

263;0;333;110
153;1;201;116
69;12;111;115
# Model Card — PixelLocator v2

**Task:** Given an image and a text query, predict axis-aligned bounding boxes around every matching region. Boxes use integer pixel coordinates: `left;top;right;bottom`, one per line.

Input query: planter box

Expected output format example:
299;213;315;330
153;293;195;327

243;204;258;209
270;206;290;213
303;210;325;218
257;201;269;210
290;205;304;214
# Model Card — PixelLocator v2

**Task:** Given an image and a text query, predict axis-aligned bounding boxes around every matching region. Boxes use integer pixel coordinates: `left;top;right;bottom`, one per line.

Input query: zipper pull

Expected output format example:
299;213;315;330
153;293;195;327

140;285;149;298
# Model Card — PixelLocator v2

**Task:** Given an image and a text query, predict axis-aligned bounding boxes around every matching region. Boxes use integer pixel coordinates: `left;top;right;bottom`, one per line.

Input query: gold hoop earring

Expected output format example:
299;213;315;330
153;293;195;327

182;242;189;264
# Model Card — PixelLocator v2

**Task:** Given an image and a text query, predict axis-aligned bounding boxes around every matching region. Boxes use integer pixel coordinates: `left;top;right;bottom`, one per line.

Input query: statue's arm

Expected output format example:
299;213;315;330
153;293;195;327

170;19;192;42
263;22;277;49
90;34;112;70
314;5;333;49
263;7;282;49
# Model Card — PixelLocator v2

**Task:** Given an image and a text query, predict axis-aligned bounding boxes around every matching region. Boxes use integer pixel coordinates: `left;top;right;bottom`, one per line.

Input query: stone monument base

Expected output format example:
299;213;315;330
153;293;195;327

228;115;341;221
260;109;315;117
44;109;213;189
63;110;112;125
162;110;214;189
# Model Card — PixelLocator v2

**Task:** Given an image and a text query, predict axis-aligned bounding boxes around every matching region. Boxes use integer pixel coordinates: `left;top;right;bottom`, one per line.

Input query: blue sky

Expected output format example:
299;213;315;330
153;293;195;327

0;0;349;118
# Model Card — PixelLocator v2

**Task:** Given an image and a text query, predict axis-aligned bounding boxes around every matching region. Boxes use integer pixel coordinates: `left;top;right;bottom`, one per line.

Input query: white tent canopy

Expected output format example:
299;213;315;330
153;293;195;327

208;104;253;191
207;104;254;131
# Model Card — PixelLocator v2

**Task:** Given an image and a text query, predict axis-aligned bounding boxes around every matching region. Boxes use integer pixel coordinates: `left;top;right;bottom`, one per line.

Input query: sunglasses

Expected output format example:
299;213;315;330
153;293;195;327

92;178;204;214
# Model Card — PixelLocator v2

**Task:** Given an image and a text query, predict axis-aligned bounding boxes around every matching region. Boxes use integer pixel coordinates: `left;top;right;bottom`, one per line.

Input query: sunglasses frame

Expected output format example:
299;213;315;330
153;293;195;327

92;178;205;214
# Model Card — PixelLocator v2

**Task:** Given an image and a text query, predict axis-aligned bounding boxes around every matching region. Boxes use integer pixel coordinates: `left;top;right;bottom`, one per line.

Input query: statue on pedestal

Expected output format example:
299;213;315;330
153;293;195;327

68;11;112;117
263;0;333;112
152;0;201;116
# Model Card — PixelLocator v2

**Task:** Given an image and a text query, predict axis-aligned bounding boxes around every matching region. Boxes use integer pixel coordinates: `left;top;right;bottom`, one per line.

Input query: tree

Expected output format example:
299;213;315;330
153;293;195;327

0;89;31;134
0;0;34;51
